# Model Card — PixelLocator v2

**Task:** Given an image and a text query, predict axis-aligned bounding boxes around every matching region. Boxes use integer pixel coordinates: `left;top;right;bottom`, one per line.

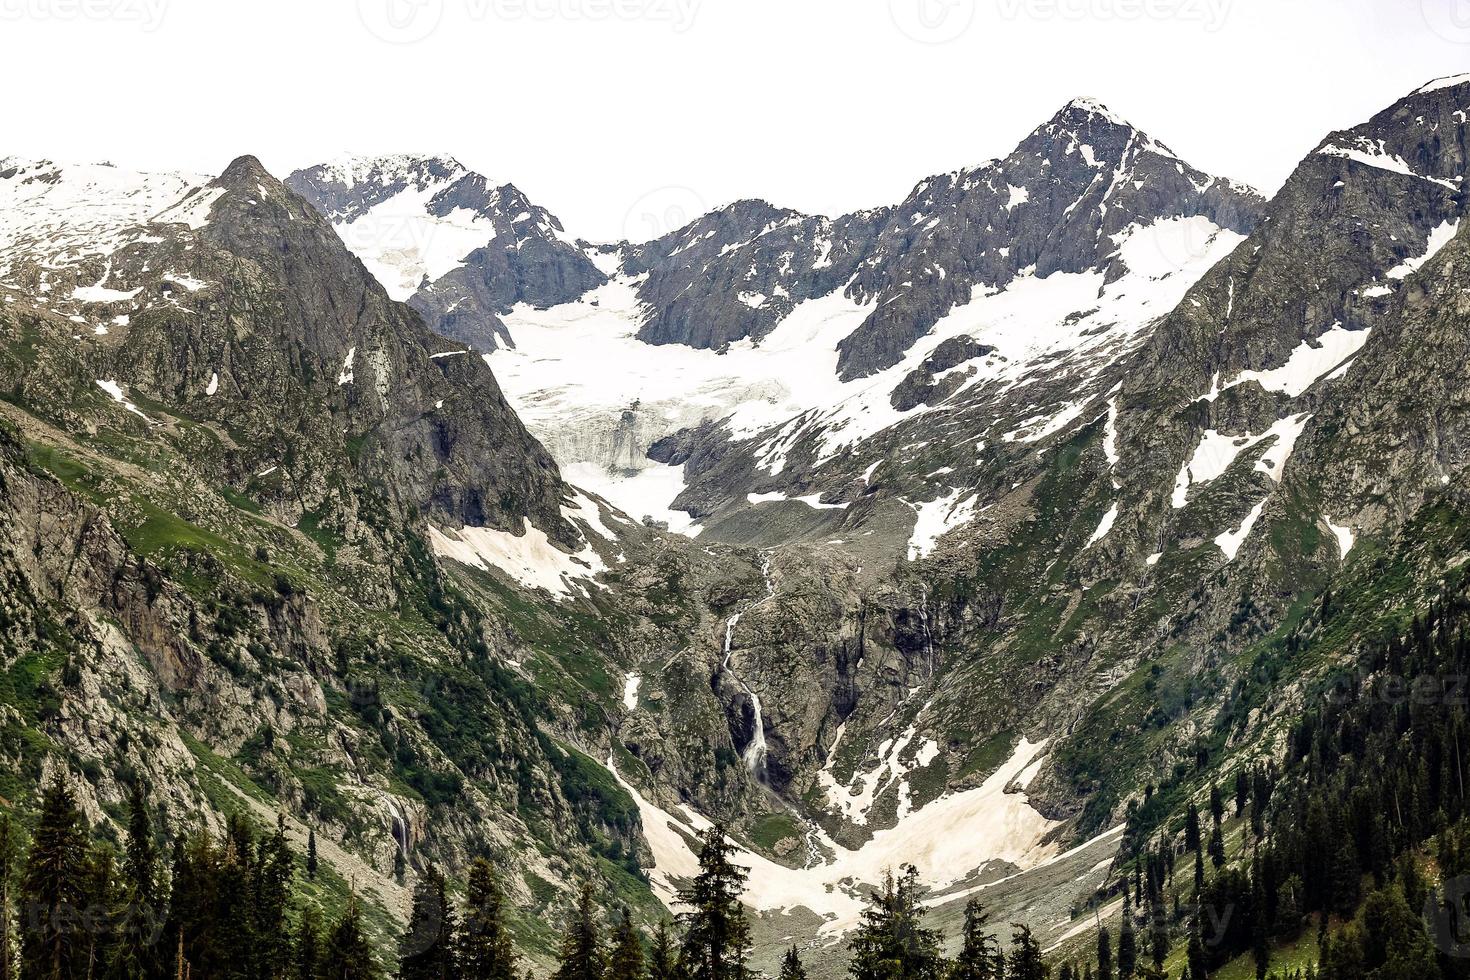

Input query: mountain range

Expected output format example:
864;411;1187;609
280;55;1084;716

1;72;1467;975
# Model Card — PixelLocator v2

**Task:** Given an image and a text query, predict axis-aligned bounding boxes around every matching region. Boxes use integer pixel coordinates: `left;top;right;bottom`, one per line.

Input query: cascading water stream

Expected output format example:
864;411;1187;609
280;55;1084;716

721;556;777;779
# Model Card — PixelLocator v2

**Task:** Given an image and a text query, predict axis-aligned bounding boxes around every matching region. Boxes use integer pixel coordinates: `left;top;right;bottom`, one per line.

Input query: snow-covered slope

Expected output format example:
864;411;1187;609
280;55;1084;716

287;154;605;351
481;101;1259;548
0;156;214;274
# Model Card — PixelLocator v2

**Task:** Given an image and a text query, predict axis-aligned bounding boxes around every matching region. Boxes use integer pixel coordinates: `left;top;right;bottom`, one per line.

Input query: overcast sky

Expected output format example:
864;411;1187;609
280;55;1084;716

2;0;1465;241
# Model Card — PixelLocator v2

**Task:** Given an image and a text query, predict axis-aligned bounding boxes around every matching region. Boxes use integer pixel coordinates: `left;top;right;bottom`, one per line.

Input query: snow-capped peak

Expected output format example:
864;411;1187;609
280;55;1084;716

310;152;474;192
1413;73;1470;97
1059;96;1131;127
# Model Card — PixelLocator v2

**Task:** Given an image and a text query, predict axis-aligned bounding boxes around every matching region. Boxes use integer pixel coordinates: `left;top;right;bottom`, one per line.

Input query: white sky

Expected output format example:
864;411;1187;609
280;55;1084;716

1;0;1465;242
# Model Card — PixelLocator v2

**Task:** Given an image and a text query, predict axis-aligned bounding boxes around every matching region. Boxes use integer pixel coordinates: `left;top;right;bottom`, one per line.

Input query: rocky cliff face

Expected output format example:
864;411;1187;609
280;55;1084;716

286;154;607;351
616;99;1261;382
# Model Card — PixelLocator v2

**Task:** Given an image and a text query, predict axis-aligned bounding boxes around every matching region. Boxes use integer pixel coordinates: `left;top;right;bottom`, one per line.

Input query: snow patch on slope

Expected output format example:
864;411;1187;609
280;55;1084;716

906;489;980;560
610;738;1061;935
429;520;606;598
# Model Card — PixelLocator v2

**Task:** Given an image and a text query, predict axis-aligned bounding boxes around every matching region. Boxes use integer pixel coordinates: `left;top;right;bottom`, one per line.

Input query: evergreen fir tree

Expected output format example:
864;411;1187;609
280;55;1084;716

846;866;944;980
460;859;517;980
1207;826;1226;870
1117;896;1136;980
19;777;93;980
776;947;806;980
645;921;680;980
295;907;323;980
949;899;1002;980
552;883;604;980
1006;924;1047;980
399;865;457;980
1096;925;1113;980
105;783;165;980
307;830;319;882
607;907;645;980
1186;919;1206;980
257;814;296;980
0;813;20;980
677;827;750;980
322;899;380;980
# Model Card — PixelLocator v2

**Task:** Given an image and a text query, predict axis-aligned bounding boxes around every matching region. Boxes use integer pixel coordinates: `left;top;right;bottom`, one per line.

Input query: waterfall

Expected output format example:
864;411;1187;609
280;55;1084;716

721;555;777;779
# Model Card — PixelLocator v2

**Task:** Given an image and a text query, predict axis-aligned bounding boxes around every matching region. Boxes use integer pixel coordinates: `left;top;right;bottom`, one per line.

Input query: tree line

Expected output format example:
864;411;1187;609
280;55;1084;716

1094;586;1470;980
0;776;1065;980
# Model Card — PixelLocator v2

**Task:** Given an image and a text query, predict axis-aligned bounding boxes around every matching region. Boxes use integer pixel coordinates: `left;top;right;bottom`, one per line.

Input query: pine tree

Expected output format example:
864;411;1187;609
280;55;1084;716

846;866;944;980
950;899;1002;980
399;865;457;980
322;899;380;980
1096;925;1113;980
295;907;323;980
1117;895;1136;980
645;921;680;980
306;830;318;882
677;827;750;980
1186;917;1206;980
1207;826;1226;870
1185;804;1201;854
105;783;165;980
776;947;806;980
460;859;517;980
1006;924;1047;980
607;907;645;980
257;814;296;979
0;813;20;980
19;777;94;980
552;883;604;980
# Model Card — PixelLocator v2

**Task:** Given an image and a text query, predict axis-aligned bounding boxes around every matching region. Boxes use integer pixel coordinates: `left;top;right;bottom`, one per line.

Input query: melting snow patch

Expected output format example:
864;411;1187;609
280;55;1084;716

205;372;219;396
1415;73;1470;95
1085;504;1119;548
609;738;1060;932
622;673;641;711
1215;499;1267;561
1146;552;1163;566
1218;325;1369;399
72;283;140;303
1387;220;1460;280
1319;140;1460;189
94;380;153;423
161;271;210;292
429;520;606;598
1172;414;1311;508
1324;517;1355;558
907;489;980;560
337;347;356;386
